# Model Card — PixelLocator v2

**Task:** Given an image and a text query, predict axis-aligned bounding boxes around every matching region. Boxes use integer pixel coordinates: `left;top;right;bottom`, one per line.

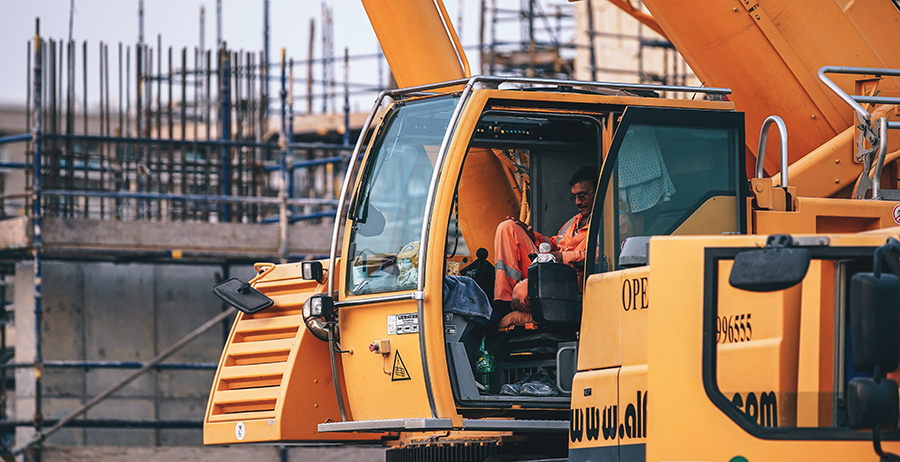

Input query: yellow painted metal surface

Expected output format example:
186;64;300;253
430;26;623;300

456;147;521;265
569;369;619;451
360;0;469;88
671;196;738;235
795;260;835;427
336;297;437;420
646;235;900;461
204;261;382;444
579;267;650;372
641;0;900;177
753;196;900;234
716;259;802;427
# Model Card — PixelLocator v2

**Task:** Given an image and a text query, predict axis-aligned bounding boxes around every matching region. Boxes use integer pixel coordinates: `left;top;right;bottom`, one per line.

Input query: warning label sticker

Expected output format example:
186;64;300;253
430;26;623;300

392;351;411;381
387;313;419;335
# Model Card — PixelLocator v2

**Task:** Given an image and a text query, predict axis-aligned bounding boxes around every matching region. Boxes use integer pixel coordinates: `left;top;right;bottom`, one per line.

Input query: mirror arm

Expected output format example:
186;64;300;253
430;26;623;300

872;424;900;462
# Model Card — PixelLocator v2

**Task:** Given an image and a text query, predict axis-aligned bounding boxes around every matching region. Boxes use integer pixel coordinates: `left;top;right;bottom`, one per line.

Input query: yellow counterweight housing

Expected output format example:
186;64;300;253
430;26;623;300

204;261;383;444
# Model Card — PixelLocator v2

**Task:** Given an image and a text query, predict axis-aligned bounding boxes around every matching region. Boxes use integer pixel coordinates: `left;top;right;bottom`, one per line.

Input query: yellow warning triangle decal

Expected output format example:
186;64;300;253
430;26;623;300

391;351;411;381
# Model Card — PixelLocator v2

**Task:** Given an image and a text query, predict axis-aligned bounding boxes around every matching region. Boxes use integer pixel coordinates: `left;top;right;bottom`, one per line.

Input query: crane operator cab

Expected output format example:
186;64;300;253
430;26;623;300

341;79;746;415
203;77;746;446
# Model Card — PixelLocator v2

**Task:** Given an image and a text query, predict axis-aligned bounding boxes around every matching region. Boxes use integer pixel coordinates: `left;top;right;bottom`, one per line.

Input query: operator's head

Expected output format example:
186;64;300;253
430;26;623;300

569;165;598;218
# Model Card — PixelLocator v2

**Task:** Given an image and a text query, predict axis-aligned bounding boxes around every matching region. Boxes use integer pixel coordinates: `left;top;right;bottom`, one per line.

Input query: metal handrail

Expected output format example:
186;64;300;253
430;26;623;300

872;117;890;199
817;66;900;200
755;115;789;187
385;74;731;100
817;66;900;123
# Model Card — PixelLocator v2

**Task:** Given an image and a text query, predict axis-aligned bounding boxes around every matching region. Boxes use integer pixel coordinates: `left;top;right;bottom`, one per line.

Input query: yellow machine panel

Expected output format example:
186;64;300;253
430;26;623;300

204;262;382;444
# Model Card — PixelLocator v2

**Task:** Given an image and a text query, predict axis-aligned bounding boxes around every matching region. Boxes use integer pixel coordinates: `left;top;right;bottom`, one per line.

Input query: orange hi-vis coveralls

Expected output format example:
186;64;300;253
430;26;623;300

493;214;589;311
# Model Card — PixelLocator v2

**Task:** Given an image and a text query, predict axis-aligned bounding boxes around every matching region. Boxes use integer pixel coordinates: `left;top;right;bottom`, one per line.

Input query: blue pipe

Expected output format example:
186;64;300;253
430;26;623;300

0;162;29;169
42;189;338;206
0;134;32;145
43;360;217;370
41;132;350;151
262;155;346;172
260;210;337;223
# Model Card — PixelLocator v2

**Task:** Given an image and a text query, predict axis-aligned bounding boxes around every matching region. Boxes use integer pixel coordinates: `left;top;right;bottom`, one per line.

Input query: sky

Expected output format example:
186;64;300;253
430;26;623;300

0;0;493;111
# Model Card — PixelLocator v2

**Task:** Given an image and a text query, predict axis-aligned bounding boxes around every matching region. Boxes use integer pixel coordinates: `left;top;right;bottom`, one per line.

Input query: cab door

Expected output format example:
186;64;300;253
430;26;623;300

336;95;460;422
572;106;746;462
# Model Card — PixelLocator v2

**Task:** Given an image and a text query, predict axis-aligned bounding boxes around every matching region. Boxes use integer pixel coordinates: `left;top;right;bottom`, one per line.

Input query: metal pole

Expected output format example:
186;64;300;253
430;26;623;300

220;47;231;222
31;20;45;462
528;0;536;78
479;0;486;75
278;49;289;262
199;6;205;59
288;57;295;206
306;19;315;115
342;48;350;147
263;0;270;121
216;0;222;50
586;0;597;82
138;0;144;45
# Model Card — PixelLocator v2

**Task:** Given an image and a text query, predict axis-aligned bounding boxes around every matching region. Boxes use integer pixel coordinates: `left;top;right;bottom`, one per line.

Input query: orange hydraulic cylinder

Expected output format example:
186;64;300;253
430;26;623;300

361;0;470;88
640;0;900;176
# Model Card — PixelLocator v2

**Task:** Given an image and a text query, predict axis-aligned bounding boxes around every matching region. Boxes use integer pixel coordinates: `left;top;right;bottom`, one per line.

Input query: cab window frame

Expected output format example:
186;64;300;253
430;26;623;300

585;106;748;277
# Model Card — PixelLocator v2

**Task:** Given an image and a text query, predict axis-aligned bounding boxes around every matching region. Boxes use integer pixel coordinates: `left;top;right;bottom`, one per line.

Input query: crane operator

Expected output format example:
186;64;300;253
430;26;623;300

492;165;597;328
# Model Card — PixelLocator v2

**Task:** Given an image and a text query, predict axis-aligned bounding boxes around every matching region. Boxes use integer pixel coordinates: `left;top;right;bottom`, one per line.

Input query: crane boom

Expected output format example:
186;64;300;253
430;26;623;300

361;0;470;88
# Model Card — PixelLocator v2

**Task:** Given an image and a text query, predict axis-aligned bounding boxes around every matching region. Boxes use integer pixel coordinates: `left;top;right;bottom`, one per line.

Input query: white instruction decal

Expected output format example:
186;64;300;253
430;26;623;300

387;313;419;335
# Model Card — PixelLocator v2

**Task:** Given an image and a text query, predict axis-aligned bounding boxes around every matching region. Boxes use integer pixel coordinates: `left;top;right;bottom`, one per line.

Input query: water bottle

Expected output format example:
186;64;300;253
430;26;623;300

533;242;556;264
475;338;495;394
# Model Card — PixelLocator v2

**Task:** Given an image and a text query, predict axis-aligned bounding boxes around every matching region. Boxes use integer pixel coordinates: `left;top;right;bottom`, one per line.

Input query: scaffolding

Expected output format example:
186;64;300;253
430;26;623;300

476;0;695;95
0;18;372;458
0;3;704;458
479;0;577;79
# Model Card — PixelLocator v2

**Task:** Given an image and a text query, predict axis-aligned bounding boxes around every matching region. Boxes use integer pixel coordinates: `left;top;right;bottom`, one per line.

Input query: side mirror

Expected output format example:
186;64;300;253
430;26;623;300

846;238;900;436
847;377;899;430
729;234;810;292
849;271;900;373
212;278;274;315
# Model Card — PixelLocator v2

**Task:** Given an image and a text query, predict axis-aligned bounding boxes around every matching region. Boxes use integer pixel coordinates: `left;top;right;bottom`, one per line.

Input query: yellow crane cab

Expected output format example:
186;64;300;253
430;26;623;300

205;67;900;461
205;75;744;454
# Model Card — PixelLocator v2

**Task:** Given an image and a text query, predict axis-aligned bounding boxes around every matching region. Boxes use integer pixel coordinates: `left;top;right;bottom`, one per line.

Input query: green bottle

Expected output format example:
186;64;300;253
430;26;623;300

475;338;495;394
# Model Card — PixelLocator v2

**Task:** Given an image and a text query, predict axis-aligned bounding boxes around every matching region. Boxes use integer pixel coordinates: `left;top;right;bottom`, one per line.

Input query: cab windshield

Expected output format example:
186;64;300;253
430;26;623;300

346;95;458;295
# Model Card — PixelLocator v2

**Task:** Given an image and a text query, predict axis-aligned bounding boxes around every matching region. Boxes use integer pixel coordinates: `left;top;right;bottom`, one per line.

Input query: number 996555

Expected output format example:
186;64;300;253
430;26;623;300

716;313;752;344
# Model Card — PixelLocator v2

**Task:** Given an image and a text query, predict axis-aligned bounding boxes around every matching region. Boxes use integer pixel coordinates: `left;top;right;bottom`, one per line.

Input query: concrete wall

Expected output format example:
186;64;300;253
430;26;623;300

13;260;258;447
